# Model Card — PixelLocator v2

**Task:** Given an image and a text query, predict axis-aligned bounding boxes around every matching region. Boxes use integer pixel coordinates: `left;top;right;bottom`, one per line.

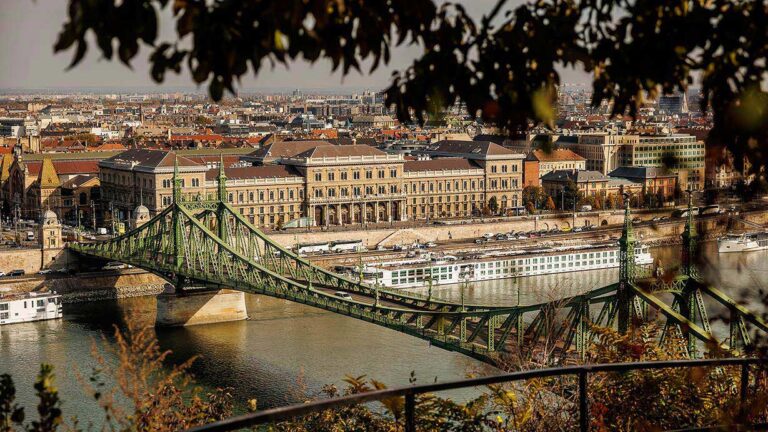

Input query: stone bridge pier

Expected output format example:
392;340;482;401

155;286;248;327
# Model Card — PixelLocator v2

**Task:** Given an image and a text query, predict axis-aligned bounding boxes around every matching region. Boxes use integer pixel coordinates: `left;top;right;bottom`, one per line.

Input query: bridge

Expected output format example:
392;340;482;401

70;160;768;366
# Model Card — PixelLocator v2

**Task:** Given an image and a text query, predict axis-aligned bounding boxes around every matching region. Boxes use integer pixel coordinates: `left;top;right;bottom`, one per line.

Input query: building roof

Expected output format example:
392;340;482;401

38;158;61;188
529;149;586;162
0;154;11;182
205;165;301;181
404;158;480;172
24;159;101;177
293;145;386;159
247;140;331;161
425;140;523;159
100;149;202;170
541;169;608;183
61;174;99;189
608;166;678;179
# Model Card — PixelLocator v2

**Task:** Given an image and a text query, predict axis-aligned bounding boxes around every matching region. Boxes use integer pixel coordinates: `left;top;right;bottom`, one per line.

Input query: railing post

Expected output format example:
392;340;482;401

405;392;416;432
739;363;749;421
579;370;588;432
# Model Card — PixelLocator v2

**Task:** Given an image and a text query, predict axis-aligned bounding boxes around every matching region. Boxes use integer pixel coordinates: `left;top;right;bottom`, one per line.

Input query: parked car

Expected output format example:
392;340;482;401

334;291;353;300
475;238;485;244
426;242;437;248
573;227;583;233
37;269;54;275
0;271;6;277
516;234;528;239
8;269;25;277
57;268;75;275
495;234;507;241
482;233;494;239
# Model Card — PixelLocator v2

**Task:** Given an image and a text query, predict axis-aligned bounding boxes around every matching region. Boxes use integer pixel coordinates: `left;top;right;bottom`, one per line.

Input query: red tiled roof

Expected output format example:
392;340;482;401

530;149;586;162
25;160;101;176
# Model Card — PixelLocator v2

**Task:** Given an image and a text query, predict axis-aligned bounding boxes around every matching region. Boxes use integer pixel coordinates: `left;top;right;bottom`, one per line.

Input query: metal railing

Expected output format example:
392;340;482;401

186;358;766;432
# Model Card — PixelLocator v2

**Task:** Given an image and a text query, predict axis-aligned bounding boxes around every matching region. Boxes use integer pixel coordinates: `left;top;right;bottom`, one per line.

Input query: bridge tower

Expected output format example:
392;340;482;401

172;157;185;285
216;154;228;242
681;188;697;278
679;188;706;356
617;194;636;334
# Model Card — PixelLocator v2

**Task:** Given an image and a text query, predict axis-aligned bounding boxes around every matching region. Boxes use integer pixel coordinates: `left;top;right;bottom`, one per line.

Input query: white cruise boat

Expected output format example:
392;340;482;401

0;292;63;325
717;232;768;253
361;242;653;289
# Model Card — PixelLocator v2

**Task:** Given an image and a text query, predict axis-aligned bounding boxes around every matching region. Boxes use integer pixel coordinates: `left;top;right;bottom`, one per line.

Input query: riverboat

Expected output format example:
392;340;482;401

0;292;63;325
361;242;653;289
718;232;768;253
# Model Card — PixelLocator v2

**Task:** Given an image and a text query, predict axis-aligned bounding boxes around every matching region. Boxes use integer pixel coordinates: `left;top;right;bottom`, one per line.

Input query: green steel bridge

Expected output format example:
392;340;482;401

70;161;768;366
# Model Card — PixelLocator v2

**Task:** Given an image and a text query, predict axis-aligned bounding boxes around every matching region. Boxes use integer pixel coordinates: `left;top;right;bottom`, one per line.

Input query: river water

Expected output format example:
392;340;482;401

1;241;766;425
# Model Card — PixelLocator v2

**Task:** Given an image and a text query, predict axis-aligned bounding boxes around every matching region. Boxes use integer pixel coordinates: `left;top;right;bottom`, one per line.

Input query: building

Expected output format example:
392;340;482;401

560;133;705;190
527;149;586;177
98;149;208;221
630;134;705;190
561;133;638;174
608;166;679;205
1;152;100;222
99;140;526;229
541;169;609;204
541;169;643;210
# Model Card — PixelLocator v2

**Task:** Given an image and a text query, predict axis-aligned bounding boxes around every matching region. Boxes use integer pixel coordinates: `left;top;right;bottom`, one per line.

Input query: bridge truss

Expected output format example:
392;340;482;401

70;161;768;366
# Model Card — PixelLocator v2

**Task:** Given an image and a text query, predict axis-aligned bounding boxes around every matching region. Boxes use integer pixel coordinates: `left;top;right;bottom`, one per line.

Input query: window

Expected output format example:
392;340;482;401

328;172;335;181
390;169;397;178
353;171;360;180
341;172;348;180
191;178;200;187
315;172;322;181
162;179;172;188
366;171;373;179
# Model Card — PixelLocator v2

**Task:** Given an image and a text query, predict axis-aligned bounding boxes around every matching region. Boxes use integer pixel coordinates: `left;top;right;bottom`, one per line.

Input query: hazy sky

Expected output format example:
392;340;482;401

0;0;590;92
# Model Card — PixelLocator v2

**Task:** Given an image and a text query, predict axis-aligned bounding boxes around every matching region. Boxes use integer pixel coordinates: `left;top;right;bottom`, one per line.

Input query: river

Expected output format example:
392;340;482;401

1;240;766;426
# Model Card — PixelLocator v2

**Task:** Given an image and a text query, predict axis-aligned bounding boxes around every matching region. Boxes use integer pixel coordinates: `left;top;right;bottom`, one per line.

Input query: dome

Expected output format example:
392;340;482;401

133;204;150;219
42;209;58;224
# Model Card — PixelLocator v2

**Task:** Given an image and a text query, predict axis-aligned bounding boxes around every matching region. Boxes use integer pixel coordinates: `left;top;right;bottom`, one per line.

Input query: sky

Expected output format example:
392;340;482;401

0;0;590;93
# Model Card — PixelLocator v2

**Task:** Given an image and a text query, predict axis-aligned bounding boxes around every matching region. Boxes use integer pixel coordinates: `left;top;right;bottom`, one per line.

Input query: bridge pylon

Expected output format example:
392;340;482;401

617;194;636;334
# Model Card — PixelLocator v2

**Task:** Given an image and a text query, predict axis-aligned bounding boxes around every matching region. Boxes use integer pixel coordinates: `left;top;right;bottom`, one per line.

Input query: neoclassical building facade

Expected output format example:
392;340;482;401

98;140;526;229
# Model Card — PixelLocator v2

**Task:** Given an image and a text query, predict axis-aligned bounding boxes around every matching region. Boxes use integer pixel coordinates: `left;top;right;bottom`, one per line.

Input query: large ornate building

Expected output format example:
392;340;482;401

98;140;526;229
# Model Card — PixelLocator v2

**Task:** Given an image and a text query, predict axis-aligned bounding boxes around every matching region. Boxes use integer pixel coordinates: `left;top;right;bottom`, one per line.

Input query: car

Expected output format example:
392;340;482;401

516;234;528;239
393;245;403;251
37;269;54;275
495;234;507;240
0;271;6;277
334;291;353;300
505;233;516;240
57;268;75;275
475;238;485;244
426;242;437;248
652;216;662;222
102;262;126;270
482;233;494;239
573;227;583;233
7;269;25;277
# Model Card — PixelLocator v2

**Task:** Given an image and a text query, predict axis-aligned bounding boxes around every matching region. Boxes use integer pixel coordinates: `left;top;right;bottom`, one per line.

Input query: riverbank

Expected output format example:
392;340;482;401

0;269;165;304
